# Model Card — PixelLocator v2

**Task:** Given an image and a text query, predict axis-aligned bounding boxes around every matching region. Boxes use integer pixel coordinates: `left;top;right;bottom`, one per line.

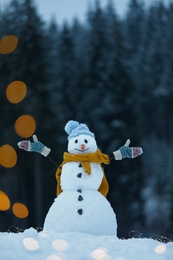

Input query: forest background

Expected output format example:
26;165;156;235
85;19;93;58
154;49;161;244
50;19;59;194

0;0;173;240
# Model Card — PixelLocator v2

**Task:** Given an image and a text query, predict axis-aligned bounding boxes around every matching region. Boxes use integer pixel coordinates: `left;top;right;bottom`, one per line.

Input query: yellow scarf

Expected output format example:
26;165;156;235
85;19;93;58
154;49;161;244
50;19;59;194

56;149;110;197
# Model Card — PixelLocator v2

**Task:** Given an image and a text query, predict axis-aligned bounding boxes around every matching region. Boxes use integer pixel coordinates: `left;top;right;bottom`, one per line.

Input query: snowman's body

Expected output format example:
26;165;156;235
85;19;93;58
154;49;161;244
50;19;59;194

43;126;117;235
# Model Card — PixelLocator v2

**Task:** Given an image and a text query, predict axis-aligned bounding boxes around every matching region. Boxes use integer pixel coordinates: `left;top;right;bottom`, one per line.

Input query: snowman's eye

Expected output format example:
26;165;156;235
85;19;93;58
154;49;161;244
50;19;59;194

84;139;88;143
75;139;78;143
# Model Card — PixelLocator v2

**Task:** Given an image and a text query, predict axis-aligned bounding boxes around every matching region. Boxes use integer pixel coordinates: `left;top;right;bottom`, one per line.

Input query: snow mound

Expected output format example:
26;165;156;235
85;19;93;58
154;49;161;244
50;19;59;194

0;228;172;260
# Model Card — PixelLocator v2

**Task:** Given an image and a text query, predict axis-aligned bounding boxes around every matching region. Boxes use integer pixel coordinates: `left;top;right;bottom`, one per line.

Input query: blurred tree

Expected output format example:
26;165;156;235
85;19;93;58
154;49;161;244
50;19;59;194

140;2;173;238
142;137;173;238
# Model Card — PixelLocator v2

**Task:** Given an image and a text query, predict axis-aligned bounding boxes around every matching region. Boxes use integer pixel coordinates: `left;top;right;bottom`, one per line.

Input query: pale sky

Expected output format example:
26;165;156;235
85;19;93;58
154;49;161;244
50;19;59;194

33;0;129;23
0;0;172;24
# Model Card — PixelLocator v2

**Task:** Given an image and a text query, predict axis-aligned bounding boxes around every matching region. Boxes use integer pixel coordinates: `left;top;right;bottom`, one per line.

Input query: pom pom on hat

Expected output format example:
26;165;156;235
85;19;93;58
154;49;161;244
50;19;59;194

65;120;95;140
65;120;79;135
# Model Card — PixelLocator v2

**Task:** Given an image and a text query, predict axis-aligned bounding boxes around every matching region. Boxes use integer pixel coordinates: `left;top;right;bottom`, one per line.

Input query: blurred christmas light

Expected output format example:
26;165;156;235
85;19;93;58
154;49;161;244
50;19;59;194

15;114;36;138
23;237;39;251
0;191;10;211
91;247;110;260
7;225;24;233
152;235;171;243
12;203;29;218
0;144;17;168
0;35;18;54
6;81;27;104
52;239;69;251
154;244;166;254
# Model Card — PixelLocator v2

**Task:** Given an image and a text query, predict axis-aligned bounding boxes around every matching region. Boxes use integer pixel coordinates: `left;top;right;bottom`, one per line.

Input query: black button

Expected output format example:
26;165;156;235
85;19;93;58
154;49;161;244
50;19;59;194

77;189;82;193
78;195;83;201
77;173;82;178
78;163;82;167
78;209;83;215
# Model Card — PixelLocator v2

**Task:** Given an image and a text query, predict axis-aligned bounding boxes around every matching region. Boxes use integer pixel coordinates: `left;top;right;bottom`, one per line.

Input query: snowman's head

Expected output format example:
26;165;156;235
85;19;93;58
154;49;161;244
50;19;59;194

65;120;98;154
67;134;97;154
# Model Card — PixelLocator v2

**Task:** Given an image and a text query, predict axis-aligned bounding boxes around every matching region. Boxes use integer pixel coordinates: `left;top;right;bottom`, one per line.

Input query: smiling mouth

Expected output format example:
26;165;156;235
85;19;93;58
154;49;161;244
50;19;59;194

75;148;90;152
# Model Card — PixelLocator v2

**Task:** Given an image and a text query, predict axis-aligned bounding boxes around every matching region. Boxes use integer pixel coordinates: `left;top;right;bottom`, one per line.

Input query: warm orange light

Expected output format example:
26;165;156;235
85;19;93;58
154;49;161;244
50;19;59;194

0;35;18;54
6;81;27;104
155;244;166;254
12;203;29;218
0;144;17;168
15;115;36;138
0;191;10;211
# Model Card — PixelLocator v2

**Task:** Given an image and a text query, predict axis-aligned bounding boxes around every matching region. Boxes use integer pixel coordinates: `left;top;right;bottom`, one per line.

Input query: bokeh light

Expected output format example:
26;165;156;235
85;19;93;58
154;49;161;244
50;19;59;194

0;191;10;211
154;244;167;254
0;144;17;168
23;237;39;251
47;253;68;260
6;81;27;104
12;203;29;218
47;255;62;260
91;247;110;260
52;239;69;251
15;115;36;138
0;35;18;54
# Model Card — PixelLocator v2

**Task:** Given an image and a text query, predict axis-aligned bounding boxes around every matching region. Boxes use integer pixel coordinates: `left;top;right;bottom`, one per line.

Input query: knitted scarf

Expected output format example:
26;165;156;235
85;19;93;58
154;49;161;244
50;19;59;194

56;149;110;197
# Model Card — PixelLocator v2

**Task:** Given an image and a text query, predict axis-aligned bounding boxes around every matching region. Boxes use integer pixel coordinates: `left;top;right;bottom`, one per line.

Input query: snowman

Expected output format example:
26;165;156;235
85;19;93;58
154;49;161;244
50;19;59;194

18;120;143;235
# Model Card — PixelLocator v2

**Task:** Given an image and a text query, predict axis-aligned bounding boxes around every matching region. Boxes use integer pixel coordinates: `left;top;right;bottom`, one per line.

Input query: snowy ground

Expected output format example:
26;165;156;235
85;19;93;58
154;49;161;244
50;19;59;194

0;228;172;260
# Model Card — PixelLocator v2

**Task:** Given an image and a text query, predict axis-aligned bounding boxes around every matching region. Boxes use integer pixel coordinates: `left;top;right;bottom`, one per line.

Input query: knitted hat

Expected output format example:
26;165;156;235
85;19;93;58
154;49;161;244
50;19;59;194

65;120;95;140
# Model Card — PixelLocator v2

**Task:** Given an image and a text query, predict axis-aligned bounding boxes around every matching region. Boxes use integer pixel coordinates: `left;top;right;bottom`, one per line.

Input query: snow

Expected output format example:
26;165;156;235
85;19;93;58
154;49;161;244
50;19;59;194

43;191;117;235
0;227;173;260
60;162;103;191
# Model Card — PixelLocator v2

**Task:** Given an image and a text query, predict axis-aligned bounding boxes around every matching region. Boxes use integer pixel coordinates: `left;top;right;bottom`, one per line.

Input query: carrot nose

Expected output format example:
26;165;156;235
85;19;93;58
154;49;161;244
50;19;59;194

81;144;85;150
